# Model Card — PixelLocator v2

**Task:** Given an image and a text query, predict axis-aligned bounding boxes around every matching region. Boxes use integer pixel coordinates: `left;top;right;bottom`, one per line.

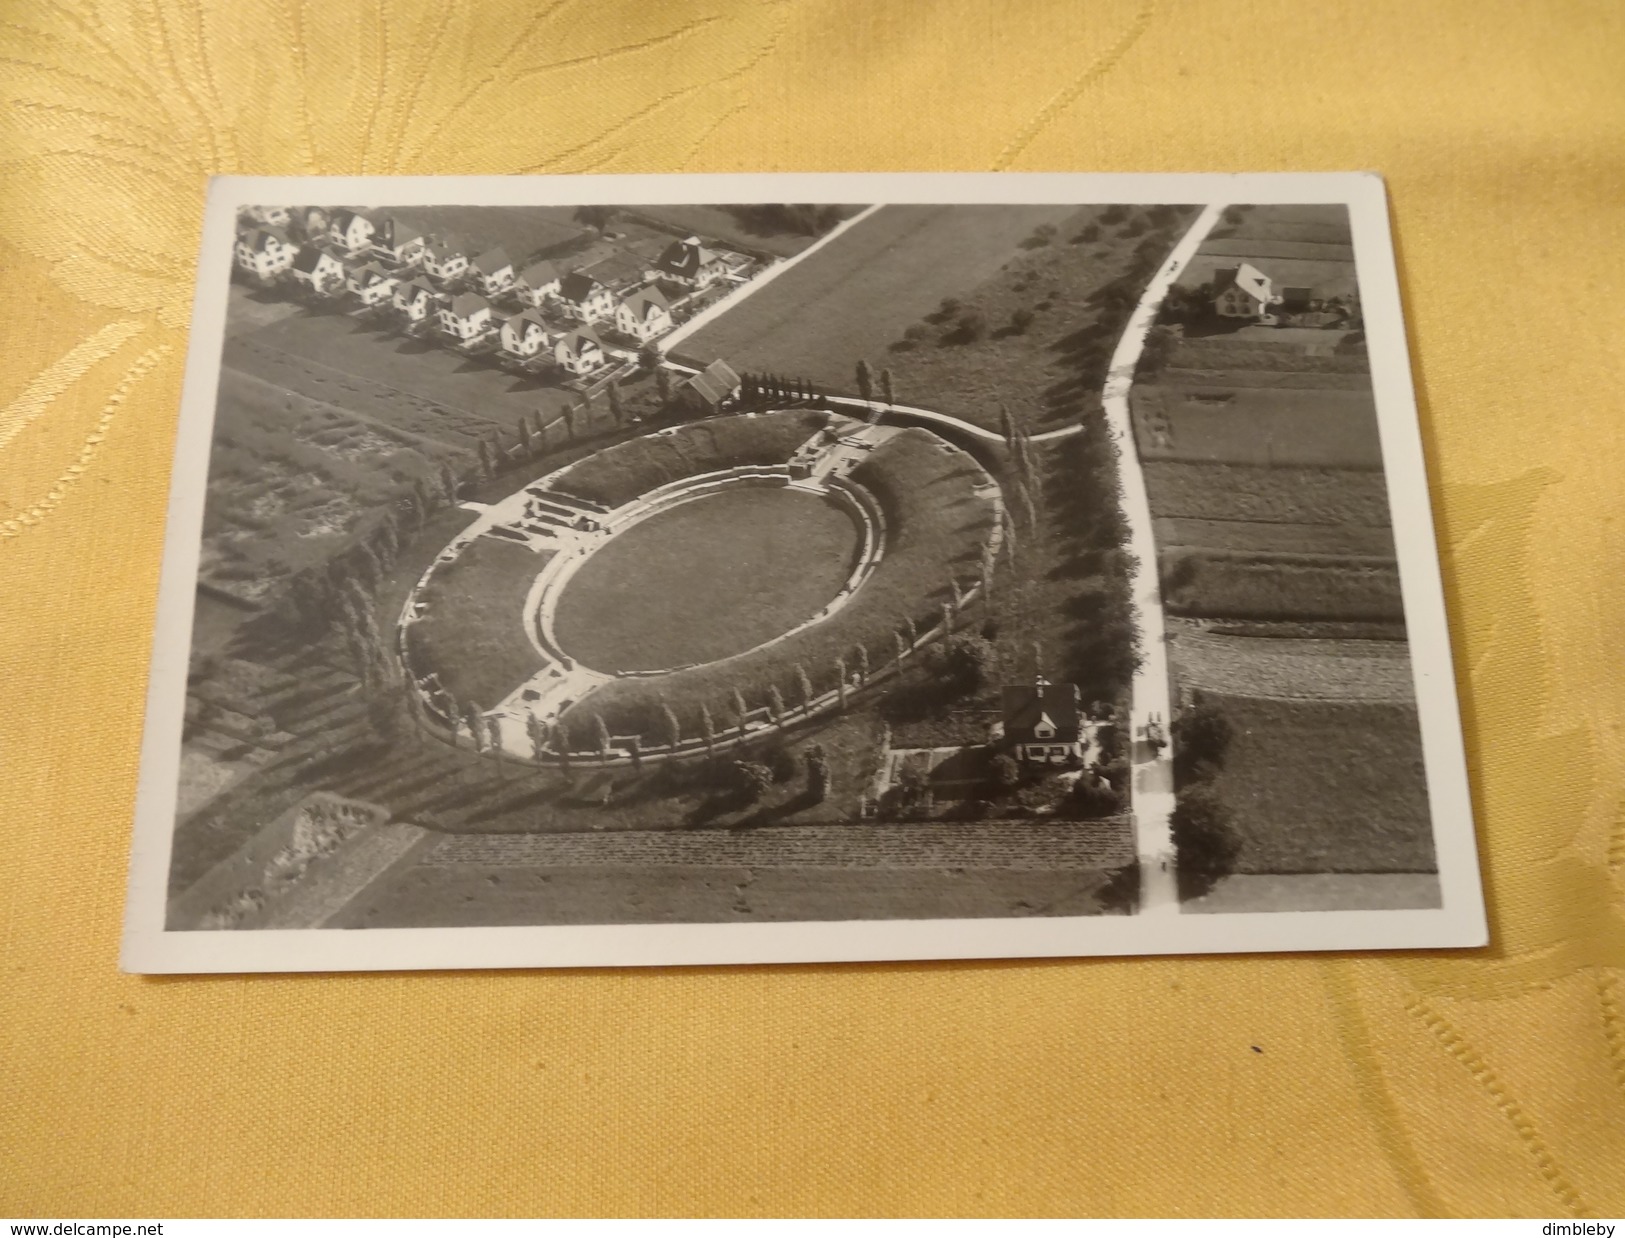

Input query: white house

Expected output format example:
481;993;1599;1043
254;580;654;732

614;285;674;342
328;209;377;256
556;271;616;322
554;326;606;375
348;262;399;307
288;246;347;294
469;247;516;296
1211;263;1279;319
370;217;428;267
234;227;298;282
515;260;562;307
422;236;470;283
393;277;442;322
499;310;551;359
652;235;726;288
438;291;495;341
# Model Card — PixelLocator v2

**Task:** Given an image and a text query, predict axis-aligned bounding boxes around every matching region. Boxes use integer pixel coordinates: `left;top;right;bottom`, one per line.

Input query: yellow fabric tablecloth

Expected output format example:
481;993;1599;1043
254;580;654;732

3;0;1623;1218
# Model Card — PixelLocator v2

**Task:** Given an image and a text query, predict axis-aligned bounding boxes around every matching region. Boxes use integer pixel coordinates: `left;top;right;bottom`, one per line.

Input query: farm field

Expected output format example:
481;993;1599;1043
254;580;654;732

1144;461;1394;527
1204;693;1434;875
1154;516;1396;558
378;205;587;263
1167;618;1416;703
554;487;861;672
329;817;1133;927
1131;385;1382;468
1179;203;1358;300
1161;549;1403;624
408;537;556;711
231;308;580;444
1187;872;1440;913
679;203;1082;406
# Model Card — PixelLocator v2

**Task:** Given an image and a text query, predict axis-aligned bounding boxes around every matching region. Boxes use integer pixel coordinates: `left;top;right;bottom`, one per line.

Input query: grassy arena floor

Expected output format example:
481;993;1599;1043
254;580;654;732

553;486;862;672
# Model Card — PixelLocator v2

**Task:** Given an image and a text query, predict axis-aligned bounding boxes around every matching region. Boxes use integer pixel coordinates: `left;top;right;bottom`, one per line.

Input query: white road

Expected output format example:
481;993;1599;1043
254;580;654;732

1100;202;1226;914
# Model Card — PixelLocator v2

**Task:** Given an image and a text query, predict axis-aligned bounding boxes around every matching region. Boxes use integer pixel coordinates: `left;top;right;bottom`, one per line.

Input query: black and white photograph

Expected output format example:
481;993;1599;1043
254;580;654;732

122;172;1485;972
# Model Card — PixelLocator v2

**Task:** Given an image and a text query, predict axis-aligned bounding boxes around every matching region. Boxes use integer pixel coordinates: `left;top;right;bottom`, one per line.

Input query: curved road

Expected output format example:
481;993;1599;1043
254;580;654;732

661;201;1226;913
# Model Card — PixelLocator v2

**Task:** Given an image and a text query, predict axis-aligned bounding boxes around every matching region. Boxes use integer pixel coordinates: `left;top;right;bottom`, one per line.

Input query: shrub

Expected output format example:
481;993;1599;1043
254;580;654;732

952;308;988;344
1010;306;1036;335
733;760;774;803
1071;222;1101;244
1070;777;1122;820
1170;782;1241;877
989;753;1022;790
1099;205;1128;225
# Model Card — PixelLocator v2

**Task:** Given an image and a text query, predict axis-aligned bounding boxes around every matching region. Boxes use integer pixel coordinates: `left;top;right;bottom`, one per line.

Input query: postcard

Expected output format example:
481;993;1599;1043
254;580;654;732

121;172;1486;972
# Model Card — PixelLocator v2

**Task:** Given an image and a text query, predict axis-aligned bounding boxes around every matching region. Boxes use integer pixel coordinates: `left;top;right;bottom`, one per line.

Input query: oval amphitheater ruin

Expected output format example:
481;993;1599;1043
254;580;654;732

399;409;1005;765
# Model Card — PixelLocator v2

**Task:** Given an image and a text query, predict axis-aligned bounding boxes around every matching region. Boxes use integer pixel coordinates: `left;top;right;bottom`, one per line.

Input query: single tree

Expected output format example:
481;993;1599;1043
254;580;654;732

573;205;616;233
659;699;681;749
477;437;497;478
525;711;550;766
731;686;750;735
990;753;1022;790
486;714;507;778
553;722;573;773
1170;782;1241;877
895;630;909;663
768;684;786;727
627;734;643;773
805;744;831;803
638;341;662;371
373;514;399;570
795;663;813;711
562;401;577;441
656;366;673;407
855;358;873;405
834;657;847;711
607;380;624;425
464;704;485;753
999;403;1017;448
879;368;895;408
855;643;870;682
905;615;918;647
517;416;533;455
700;702;716;756
594;713;611;760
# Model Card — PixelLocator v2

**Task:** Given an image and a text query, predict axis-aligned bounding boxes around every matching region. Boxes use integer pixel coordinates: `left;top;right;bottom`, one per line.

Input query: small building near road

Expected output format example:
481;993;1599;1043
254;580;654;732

614;285;674;342
678;358;742;413
1001;677;1085;764
1211;262;1279;320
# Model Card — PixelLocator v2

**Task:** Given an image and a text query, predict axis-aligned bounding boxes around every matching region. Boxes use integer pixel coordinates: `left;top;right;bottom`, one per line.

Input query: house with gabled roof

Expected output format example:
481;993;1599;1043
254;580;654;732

679;358;741;412
1001;677;1084;764
422;235;470;283
438;291;495;341
470;246;516;296
393;276;444;322
1211;263;1280;320
499;310;551;359
371;216;428;266
614;285;674;342
288;246;347;294
515;260;562;307
348;261;399;306
234;226;298;282
328;209;377;255
653;235;726;288
554;326;606;375
556;271;616;322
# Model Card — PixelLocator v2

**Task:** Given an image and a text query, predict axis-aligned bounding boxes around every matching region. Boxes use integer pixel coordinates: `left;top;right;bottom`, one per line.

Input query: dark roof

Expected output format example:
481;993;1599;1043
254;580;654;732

558;271;605;302
655;236;717;278
504;309;548;331
290;247;332;273
1001;680;1082;743
620;285;671;318
425;235;468;261
471;246;511;274
243;227;289;251
449;292;491;317
353;261;389;281
683;358;741;406
518;260;560;287
558;326;603;354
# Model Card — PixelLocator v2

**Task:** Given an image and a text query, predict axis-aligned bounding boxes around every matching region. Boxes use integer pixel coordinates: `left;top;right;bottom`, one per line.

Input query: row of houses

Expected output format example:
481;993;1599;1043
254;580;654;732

239;204;729;334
